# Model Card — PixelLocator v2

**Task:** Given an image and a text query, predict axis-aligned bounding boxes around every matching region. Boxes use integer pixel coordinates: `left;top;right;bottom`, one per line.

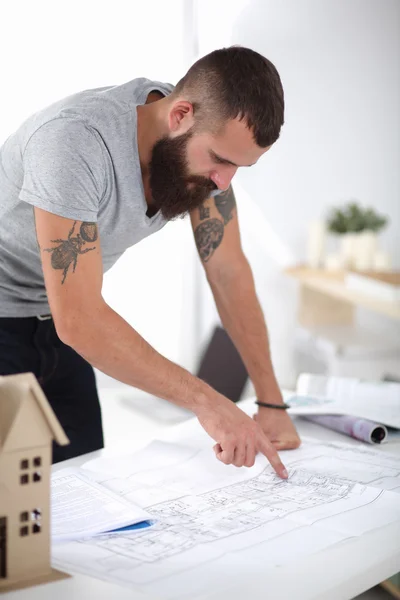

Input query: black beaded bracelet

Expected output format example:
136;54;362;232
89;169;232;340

255;400;290;410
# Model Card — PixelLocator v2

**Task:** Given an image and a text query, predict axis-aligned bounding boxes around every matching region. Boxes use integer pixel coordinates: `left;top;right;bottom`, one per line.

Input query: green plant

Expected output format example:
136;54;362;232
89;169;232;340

363;208;388;232
327;202;388;234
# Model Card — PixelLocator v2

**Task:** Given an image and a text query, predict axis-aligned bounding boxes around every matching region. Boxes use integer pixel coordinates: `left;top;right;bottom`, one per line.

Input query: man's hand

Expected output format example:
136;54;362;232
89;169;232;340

254;407;301;451
195;395;288;479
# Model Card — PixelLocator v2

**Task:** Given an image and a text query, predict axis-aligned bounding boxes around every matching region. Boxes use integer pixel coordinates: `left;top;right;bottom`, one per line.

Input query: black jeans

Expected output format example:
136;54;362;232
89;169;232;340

0;316;104;463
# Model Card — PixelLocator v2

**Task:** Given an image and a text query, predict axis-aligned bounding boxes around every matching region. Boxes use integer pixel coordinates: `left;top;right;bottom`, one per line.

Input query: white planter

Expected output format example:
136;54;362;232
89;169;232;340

338;231;378;270
353;231;378;271
339;233;358;268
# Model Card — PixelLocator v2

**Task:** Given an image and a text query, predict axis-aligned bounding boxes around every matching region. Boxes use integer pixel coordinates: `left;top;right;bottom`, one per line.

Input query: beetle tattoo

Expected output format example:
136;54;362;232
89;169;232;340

44;221;98;284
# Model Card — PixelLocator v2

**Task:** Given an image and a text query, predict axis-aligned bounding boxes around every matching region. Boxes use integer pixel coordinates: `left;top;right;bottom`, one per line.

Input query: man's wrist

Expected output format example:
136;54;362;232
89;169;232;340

255;399;290;410
189;385;215;417
255;380;284;405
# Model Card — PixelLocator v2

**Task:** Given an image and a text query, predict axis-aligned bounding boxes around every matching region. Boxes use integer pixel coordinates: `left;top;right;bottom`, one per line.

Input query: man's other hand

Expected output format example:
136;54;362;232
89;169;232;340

253;408;301;451
195;395;289;479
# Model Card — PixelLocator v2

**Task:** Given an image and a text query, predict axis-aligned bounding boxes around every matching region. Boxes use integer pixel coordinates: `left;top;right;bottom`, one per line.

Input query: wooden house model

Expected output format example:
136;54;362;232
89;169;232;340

0;372;69;590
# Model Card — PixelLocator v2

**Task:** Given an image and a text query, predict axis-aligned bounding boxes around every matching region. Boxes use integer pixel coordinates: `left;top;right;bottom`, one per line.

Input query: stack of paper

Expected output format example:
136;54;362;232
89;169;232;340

346;271;400;302
288;373;400;427
284;374;400;442
51;467;153;542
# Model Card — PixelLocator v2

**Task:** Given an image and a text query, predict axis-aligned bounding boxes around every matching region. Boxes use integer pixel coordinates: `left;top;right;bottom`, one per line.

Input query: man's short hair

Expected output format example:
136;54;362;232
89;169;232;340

173;46;284;147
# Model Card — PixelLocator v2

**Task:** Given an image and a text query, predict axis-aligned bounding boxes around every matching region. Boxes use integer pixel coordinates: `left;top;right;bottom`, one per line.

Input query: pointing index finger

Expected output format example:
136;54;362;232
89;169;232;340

257;433;288;479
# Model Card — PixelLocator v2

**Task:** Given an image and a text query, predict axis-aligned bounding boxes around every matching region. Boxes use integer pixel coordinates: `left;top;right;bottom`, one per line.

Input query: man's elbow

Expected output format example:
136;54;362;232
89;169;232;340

53;303;103;350
54;311;84;348
205;253;250;288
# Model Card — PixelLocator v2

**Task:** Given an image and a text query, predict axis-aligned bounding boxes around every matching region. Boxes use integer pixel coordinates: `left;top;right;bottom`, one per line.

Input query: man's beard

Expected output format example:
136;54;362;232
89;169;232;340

149;130;217;220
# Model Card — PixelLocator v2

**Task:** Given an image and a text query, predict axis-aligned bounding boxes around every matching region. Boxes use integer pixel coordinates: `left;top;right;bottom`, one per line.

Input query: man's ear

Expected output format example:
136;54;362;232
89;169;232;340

168;100;195;136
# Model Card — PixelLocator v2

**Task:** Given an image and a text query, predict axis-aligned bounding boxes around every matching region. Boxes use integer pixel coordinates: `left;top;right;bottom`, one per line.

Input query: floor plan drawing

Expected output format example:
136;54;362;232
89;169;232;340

281;440;400;492
52;440;400;599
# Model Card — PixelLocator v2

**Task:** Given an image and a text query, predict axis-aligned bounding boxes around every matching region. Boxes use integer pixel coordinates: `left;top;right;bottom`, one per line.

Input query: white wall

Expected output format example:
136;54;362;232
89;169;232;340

195;0;400;387
0;1;188;140
3;1;399;391
1;0;201;385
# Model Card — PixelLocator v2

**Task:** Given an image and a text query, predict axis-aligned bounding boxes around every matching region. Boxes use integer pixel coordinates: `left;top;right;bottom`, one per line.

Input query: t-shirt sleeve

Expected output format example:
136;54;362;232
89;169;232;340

19;118;105;222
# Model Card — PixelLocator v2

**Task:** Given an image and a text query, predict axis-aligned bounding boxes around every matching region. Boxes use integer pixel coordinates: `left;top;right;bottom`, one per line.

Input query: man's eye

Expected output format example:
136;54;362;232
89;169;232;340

213;155;225;164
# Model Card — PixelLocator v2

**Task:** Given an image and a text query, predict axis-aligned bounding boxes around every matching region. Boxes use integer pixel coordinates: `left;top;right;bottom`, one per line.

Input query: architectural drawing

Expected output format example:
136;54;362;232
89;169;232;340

281;440;400;492
52;441;400;599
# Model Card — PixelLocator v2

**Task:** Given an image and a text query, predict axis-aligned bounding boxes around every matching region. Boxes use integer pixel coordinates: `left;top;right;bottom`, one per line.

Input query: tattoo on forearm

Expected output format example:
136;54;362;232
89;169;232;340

194;218;224;262
214;185;236;225
44;221;98;284
198;204;210;220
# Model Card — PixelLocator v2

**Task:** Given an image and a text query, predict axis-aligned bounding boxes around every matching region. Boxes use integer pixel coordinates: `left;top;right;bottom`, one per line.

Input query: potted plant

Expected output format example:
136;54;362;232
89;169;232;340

327;202;388;270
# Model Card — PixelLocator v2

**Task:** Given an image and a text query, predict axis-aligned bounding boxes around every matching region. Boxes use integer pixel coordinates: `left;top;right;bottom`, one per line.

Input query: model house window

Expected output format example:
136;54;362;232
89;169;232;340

31;509;41;520
32;508;42;535
19;508;42;537
33;471;41;482
19;457;43;484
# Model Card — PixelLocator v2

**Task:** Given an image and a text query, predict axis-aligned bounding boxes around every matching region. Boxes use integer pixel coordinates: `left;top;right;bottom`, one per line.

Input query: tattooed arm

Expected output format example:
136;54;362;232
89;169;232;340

34;206;210;410
190;185;243;279
34;206;214;409
190;188;300;450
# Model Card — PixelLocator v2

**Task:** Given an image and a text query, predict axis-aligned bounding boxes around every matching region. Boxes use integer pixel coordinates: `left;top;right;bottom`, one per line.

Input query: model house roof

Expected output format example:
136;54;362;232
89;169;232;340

0;372;69;452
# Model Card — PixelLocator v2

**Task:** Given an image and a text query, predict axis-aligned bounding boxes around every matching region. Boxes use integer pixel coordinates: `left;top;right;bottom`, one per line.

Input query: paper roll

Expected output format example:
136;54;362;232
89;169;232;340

303;414;387;444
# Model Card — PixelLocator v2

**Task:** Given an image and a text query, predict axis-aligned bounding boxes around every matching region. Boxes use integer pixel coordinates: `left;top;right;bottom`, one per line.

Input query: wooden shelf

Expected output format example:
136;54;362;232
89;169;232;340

285;266;400;322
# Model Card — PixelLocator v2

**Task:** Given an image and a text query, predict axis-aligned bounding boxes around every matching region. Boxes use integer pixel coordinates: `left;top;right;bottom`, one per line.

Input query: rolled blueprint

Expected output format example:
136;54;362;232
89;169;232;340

303;414;387;444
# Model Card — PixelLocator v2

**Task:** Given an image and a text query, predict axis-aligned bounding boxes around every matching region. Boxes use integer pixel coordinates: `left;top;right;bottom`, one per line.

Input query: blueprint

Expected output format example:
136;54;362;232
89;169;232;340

281;439;400;493
52;439;400;599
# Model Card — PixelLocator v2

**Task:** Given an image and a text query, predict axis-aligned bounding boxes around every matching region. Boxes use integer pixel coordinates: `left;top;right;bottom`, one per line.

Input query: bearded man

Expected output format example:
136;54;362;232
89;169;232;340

0;46;300;468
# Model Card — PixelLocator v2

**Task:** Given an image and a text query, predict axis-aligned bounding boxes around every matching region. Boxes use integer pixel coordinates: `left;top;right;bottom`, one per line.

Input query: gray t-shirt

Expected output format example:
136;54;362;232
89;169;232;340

0;78;174;317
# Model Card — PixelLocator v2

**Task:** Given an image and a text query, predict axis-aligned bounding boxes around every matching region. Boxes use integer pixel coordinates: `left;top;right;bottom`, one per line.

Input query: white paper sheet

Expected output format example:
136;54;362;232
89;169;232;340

52;440;400;599
51;467;152;542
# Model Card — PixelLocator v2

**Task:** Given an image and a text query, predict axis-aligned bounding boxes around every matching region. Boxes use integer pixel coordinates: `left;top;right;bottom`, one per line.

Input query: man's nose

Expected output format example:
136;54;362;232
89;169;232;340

210;165;238;191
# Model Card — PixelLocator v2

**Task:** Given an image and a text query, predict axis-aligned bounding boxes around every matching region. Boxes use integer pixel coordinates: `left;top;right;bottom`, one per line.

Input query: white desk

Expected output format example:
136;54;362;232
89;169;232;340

3;404;400;600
